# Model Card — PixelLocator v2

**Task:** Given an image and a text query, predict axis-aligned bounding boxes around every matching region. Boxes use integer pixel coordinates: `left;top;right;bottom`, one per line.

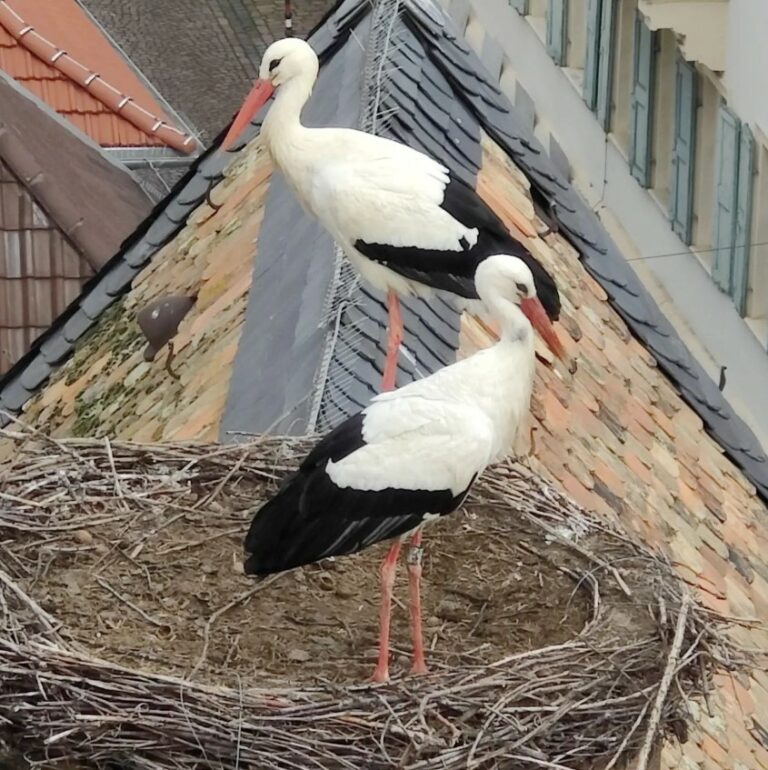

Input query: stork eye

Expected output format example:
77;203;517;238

515;281;528;296
268;58;282;73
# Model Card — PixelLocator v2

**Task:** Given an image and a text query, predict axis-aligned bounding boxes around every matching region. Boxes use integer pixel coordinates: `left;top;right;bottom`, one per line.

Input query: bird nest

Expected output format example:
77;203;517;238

0;424;748;770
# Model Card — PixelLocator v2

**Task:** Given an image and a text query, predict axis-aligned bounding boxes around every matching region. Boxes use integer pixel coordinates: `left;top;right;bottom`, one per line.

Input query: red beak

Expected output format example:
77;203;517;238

520;298;565;360
221;80;275;151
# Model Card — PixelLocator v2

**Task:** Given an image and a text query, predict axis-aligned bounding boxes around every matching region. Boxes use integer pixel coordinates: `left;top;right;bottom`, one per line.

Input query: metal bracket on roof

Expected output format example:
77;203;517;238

136;294;197;376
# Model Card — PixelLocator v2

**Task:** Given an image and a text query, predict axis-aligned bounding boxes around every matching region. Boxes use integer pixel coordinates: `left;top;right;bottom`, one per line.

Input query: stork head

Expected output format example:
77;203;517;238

259;38;319;88
222;39;319;150
475;255;565;360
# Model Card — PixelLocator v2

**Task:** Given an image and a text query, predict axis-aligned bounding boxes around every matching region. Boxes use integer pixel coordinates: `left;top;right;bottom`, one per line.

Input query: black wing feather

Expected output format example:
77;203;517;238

354;176;561;320
243;412;471;575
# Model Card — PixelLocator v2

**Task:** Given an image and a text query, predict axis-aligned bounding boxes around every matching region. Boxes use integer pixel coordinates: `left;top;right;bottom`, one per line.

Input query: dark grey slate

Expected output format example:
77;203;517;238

80;289;117;321
513;81;536;133
123;239;160;268
39;333;74;365
20;358;52;391
142;213;179;248
0;379;32;412
104;261;141;297
547;133;572;183
61;311;95;344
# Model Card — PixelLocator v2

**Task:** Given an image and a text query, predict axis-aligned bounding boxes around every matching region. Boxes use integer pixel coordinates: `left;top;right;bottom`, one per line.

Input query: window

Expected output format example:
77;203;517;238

649;29;676;206
628;11;655;185
610;0;637;154
669;54;697;244
711;105;755;314
690;73;718;254
546;0;567;65
583;0;616;128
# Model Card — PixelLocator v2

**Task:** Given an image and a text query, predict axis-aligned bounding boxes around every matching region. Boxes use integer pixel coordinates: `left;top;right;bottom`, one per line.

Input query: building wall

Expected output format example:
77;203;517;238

0;160;93;375
447;0;768;449
725;0;768;135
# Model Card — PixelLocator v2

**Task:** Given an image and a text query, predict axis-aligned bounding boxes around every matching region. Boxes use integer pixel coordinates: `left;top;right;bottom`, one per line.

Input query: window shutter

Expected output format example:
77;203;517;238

596;0;616;129
510;0;528;12
712;105;740;293
629;13;655;186
546;0;567;65
732;124;755;314
669;56;697;244
584;0;601;109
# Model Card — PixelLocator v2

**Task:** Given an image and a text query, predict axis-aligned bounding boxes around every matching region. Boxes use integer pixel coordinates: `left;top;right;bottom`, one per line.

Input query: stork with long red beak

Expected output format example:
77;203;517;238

222;38;563;392
244;255;564;682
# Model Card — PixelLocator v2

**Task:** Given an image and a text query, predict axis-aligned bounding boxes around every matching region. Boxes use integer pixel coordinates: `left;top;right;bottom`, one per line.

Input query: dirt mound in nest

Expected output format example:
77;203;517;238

20;503;590;685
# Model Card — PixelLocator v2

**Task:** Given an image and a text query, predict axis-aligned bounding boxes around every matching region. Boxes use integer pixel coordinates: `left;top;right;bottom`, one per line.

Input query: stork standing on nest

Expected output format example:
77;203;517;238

243;255;565;682
221;38;561;392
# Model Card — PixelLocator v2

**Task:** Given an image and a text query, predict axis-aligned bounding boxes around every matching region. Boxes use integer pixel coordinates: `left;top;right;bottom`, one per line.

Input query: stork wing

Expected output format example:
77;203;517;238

244;400;495;574
308;136;476;253
326;397;496;497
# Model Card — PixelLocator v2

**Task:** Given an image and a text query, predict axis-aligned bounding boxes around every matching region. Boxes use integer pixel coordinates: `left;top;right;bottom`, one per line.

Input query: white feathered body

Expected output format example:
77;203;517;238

263;118;481;300
328;334;534;496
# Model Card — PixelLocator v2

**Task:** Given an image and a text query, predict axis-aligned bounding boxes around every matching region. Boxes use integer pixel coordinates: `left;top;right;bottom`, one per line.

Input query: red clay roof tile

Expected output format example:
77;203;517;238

0;0;197;152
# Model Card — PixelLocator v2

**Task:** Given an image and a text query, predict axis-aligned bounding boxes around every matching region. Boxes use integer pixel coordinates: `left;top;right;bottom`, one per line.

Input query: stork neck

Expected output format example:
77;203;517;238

262;77;312;148
492;300;533;350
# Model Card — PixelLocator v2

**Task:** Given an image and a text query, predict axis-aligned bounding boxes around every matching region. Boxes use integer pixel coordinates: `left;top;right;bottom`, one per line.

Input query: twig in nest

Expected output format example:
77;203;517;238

94;577;169;630
0;568;59;637
188;574;283;679
635;593;692;770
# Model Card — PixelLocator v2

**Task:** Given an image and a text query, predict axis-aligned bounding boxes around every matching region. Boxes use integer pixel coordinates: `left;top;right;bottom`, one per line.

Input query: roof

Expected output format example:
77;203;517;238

0;71;152;373
0;1;766;765
0;0;198;152
0;71;153;269
79;0;335;143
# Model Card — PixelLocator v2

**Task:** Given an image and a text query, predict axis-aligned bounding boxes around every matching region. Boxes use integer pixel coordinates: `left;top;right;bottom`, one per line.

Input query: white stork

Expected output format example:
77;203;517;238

222;38;561;392
243;255;565;682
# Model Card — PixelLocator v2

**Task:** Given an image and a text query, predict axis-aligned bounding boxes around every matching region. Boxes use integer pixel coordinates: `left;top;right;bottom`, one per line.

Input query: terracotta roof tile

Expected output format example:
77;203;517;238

0;0;197;152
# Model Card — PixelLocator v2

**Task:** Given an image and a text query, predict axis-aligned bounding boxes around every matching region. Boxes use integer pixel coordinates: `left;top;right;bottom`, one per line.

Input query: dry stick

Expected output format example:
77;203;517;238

94;577;169;629
635;593;692;770
103;436;126;503
0;568;59;636
188;574;283;679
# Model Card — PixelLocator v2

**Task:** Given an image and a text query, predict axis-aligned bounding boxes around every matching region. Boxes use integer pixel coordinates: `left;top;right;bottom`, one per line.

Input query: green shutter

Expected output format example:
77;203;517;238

510;0;528;12
629;13;655;186
669;56;697;244
584;0;601;109
546;0;567;65
596;0;616;128
732;124;755;314
712;105;740;292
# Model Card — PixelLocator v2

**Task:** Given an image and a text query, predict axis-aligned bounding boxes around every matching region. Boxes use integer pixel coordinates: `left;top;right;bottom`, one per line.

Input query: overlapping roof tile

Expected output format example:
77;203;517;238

0;0;198;152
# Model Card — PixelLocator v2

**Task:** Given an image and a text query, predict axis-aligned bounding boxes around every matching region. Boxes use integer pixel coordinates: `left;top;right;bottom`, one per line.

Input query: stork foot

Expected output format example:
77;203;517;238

370;663;390;684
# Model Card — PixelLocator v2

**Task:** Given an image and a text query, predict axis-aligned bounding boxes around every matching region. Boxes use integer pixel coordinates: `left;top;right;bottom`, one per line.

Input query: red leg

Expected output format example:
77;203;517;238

381;290;403;393
371;539;402;683
407;528;428;676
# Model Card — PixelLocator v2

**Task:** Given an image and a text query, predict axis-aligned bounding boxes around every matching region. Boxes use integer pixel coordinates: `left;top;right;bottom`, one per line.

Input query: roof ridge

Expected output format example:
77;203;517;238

0;1;198;154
